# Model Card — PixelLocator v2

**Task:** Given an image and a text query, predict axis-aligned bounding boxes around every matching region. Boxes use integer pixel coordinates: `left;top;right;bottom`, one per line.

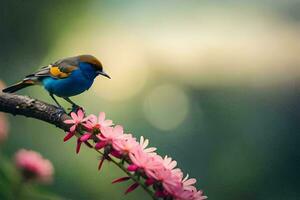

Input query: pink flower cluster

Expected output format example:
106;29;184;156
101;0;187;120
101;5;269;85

64;110;207;200
14;149;54;183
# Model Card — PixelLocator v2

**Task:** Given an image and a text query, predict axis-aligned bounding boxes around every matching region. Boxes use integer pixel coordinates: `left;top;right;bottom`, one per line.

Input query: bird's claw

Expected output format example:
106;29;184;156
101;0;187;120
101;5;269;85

69;104;85;115
55;107;67;118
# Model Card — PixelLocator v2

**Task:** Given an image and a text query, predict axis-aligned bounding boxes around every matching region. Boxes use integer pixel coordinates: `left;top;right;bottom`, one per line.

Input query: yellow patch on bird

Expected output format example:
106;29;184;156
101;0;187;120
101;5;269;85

50;66;69;78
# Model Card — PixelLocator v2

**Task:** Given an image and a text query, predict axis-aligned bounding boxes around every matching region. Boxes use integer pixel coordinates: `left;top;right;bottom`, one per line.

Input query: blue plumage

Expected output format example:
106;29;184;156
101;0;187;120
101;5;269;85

2;55;110;109
42;62;97;97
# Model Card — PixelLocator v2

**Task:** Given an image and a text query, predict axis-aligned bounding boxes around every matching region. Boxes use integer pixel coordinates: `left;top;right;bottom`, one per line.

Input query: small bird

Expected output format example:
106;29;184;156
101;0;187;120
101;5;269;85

2;55;110;110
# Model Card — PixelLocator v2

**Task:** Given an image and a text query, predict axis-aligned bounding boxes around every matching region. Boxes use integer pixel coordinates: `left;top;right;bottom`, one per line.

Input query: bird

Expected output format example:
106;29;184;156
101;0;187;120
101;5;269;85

2;55;110;111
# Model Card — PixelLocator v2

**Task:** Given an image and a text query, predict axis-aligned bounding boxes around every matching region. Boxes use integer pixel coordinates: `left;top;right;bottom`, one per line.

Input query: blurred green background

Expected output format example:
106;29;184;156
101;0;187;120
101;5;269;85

0;0;299;199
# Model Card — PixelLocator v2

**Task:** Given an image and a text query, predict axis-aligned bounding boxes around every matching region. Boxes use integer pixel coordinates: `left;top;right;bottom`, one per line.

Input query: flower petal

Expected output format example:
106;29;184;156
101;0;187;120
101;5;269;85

77;109;84;120
145;178;155;186
155;190;167;198
140;136;144;145
114;125;123;134
87;116;96;125
127;164;139;172
103;120;113;127
64;119;74;124
95;141;106;150
125;182;139;194
88;114;97;122
76;138;82;154
83;121;94;130
110;150;122;158
70;125;76;132
63;132;74;142
184;178;197;186
112;176;130;184
143;138;149;148
82;117;89;122
98;157;105;171
70;112;78;121
98;112;105;122
169;160;177;169
183;174;189;182
80;133;92;142
144;147;157;153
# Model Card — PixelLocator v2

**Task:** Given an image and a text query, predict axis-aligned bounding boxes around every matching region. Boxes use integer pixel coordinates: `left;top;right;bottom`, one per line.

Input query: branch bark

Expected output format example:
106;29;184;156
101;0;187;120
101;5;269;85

0;93;70;131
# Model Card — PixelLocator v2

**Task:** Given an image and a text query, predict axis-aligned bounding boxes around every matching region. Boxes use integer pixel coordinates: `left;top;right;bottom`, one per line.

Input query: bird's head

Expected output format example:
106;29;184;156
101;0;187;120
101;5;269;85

78;55;111;79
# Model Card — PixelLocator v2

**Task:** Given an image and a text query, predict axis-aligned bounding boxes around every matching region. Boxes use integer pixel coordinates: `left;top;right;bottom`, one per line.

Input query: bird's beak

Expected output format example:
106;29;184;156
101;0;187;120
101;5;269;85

98;70;111;79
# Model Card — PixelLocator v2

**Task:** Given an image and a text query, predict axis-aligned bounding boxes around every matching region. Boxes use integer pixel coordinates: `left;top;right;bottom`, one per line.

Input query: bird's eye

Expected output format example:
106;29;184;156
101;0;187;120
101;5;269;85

94;64;102;71
89;63;99;70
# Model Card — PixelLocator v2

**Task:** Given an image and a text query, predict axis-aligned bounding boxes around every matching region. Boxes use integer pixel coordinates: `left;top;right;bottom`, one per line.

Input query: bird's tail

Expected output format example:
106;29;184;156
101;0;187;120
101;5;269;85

2;79;36;93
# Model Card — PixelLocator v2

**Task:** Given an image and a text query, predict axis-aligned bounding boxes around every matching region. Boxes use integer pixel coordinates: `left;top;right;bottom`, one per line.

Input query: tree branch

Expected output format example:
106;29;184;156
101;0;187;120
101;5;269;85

0;93;70;131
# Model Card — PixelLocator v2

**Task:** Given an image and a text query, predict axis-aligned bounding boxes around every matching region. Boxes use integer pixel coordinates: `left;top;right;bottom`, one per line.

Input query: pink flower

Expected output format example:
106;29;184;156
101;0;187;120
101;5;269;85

64;109;87;132
150;167;181;195
159;155;183;179
113;134;139;156
80;133;93;142
75;134;95;154
112;176;130;184
76;138;82;154
128;149;162;177
14;149;54;183
173;188;207;200
172;189;195;200
161;155;177;170
125;182;139;194
191;190;208;200
63;131;75;142
166;174;207;200
84;112;113;131
182;174;197;191
95;125;124;150
139;136;157;155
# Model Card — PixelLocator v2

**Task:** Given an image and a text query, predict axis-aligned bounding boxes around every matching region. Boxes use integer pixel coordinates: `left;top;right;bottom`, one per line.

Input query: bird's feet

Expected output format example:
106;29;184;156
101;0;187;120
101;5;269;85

68;104;85;115
55;107;67;117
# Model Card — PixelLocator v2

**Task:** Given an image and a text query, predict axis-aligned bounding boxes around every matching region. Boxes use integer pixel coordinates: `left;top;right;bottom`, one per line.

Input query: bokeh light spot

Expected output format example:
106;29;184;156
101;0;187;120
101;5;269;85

143;84;189;131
